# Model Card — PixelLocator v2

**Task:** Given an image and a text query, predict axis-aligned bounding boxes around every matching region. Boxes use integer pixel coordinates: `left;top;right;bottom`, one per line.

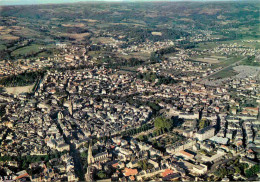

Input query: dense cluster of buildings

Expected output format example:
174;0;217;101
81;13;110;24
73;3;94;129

0;39;259;181
120;40;174;54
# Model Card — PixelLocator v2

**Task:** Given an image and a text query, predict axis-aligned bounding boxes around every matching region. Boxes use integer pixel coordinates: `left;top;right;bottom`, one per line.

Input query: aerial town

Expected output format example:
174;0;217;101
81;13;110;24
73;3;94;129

0;0;259;182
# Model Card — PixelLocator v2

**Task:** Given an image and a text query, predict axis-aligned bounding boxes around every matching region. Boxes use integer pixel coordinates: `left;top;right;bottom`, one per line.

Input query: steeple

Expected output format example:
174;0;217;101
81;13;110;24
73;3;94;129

68;100;73;116
88;141;93;165
58;111;64;121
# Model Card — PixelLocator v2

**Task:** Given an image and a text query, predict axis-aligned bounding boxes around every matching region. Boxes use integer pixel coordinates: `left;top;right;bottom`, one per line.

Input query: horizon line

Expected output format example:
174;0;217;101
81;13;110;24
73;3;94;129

0;0;256;7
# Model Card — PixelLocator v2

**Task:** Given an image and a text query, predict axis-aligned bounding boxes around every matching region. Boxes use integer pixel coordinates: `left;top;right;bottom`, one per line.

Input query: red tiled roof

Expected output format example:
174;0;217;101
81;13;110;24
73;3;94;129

112;163;119;168
236;141;243;146
161;169;174;177
179;150;194;158
248;149;254;153
15;172;29;180
129;176;135;181
123;168;138;177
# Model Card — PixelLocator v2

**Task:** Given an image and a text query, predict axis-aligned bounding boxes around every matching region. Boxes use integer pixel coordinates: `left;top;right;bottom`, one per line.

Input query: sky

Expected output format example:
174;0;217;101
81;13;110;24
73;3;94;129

0;0;244;6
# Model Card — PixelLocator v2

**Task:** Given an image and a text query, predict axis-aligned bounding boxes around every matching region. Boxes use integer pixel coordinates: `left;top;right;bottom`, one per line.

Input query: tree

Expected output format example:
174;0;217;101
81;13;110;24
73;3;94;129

234;166;241;174
214;167;227;178
152;130;157;137
154;116;173;131
44;155;49;162
22;161;28;169
239;163;249;171
228;168;235;175
46;162;51;168
138;160;153;170
148;102;160;113
198;118;209;130
245;165;260;178
138;135;147;141
97;170;107;179
81;152;88;159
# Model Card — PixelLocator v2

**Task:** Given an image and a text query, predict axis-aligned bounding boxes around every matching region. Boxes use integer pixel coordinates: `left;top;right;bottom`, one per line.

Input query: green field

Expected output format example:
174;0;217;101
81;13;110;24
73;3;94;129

11;44;42;57
11;44;55;57
36;51;53;58
240;56;260;67
187;55;242;69
194;42;220;51
209;56;250;79
210;56;243;69
0;45;7;51
195;39;260;51
210;66;238;79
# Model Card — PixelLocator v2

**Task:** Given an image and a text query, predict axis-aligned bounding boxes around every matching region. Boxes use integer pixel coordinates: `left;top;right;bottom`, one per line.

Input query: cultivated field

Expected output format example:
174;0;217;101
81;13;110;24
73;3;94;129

0;34;20;41
62;23;85;28
151;32;162;36
204;65;260;86
118;51;151;60
11;44;54;57
194;57;220;63
81;19;99;23
61;33;91;41
91;37;125;45
210;66;238;79
5;84;35;95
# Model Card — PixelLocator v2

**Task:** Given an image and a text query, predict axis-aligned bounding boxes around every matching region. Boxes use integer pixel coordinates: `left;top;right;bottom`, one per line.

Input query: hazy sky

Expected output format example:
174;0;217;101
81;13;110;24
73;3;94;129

0;0;242;6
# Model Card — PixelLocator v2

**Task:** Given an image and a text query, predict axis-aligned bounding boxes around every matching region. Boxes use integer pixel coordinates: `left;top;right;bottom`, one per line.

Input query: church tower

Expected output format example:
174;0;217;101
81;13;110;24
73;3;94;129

88;141;93;165
68;99;73;116
58;111;64;121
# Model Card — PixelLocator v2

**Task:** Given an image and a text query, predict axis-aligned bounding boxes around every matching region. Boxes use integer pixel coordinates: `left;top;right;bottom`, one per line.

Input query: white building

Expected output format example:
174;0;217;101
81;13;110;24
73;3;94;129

195;126;215;141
